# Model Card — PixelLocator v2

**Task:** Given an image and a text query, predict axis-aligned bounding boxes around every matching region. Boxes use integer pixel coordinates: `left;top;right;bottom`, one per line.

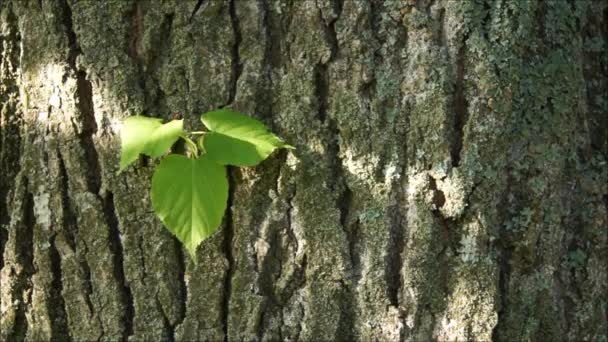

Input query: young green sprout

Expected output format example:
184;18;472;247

119;109;294;259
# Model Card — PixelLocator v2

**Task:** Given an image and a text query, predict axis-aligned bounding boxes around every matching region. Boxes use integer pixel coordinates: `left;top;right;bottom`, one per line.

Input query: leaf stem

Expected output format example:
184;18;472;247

197;135;206;155
189;131;207;135
181;135;199;157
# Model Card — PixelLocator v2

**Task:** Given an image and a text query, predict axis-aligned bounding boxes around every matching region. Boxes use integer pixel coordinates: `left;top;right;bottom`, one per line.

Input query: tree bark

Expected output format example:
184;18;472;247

1;0;606;341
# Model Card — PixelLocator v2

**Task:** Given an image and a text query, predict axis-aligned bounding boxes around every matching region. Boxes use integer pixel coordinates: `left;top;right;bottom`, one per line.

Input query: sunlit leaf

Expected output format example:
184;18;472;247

150;154;228;259
119;116;184;172
201;109;294;166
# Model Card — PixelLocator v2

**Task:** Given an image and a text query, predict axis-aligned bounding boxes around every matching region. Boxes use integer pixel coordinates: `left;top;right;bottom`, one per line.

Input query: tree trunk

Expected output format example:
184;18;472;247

1;0;606;341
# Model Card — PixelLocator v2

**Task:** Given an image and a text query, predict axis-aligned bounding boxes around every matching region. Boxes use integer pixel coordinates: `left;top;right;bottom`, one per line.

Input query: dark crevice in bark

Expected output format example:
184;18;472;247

492;170;515;342
58;8;129;339
148;13;174;75
58;0;81;72
557;154;588;333
129;0;155;115
156;294;175;342
368;0;381;43
366;0;408;308
58;151;97;327
69;88;108;341
75;76;102;195
59;0;102;195
172;240;187;339
366;0;394;180
217;3;242;337
535;0;546;45
337;278;356;342
277;311;285;342
436;5;447;47
294;309;303;341
278;1;296;67
313;62;330;123
324;0;345;42
224;0;242;108
273;204;307;319
430;177;446;209
255;166;290;339
339;187;360;283
145;12;173;120
48;235;71;342
79;245;96;321
0;150;8;272
7;184;35;342
103;192;134;341
277;255;307;318
129;0;143;62
318;3;355;338
0;3;22;272
451;40;468;168
386;186;406;308
564;213;586;300
90;263;105;342
581;2;608;156
604;194;608;230
256;307;267;341
248;161;276;270
137;236;148;285
316;3;357;338
416;0;430;12
293;257;307;342
316;4;361;340
481;0;492;42
272;184;307;323
338;196;358;341
221;169;236;342
314;0;342;124
57;151;77;249
285;188;298;255
428;177;458;256
62;157;104;340
255;0;276;122
189;0;207;23
0;229;5;293
315;0;346;226
492;243;512;342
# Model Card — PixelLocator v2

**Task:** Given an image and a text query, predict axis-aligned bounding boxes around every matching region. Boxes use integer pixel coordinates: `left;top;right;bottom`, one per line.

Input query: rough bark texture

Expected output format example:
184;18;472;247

1;0;607;341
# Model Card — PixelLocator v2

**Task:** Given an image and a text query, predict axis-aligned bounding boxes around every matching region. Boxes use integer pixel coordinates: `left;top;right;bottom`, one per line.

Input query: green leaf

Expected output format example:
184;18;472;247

119;116;184;172
201;109;294;166
151;154;228;259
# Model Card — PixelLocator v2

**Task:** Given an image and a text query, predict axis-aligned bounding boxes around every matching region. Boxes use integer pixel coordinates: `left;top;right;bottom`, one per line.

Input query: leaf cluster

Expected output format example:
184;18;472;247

120;109;293;259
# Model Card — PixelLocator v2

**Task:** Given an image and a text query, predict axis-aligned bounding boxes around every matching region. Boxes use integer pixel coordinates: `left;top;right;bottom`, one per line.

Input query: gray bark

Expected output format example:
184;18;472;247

1;0;606;341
